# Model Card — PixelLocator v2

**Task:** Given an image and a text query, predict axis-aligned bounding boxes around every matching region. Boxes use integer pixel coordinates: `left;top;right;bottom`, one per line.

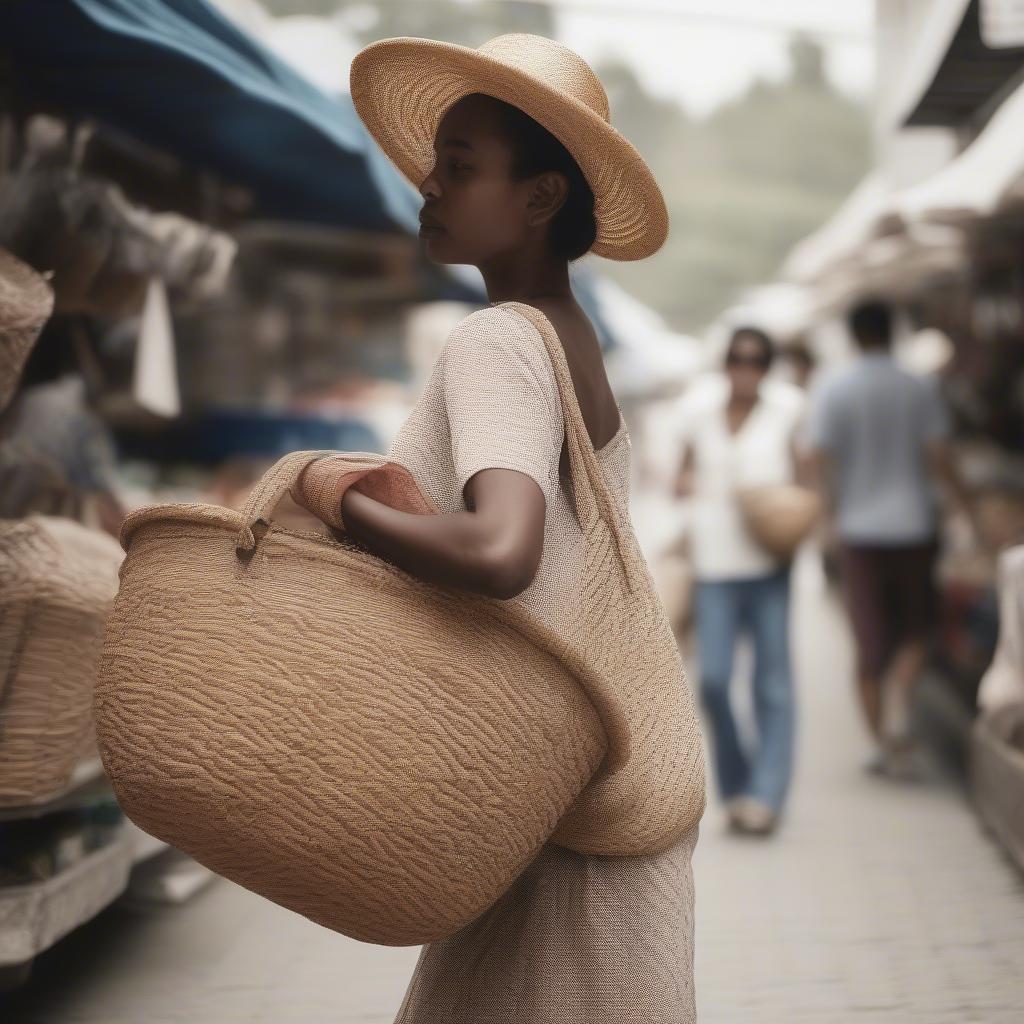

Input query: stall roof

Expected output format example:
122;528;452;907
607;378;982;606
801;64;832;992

897;0;1024;129
0;0;625;346
0;0;420;234
779;174;892;285
892;75;1024;222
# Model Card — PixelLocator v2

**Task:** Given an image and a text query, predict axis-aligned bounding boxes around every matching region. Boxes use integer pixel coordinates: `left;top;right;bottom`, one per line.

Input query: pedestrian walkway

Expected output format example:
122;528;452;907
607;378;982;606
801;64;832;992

5;556;1023;1023
691;550;1024;1023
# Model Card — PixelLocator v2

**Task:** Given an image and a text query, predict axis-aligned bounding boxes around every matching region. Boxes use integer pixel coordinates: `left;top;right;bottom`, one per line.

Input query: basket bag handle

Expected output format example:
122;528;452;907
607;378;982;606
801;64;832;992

235;303;639;592
496;302;639;593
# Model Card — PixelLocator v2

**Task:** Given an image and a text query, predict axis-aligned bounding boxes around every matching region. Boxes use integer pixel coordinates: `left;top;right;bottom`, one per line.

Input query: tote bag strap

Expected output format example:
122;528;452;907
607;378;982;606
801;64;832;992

496;301;639;594
235;449;386;553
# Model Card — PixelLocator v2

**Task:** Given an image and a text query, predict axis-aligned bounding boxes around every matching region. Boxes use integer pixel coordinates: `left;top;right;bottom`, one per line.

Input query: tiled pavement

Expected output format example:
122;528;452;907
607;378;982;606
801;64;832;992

5;551;1023;1023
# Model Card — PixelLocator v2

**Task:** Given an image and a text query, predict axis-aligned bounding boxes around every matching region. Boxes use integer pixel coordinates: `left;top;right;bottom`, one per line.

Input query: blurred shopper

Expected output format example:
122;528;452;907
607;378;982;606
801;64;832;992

804;299;976;778
672;327;807;835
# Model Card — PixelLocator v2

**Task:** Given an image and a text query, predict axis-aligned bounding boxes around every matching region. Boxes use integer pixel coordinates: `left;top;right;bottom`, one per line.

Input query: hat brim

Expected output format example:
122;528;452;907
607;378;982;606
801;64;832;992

349;37;668;261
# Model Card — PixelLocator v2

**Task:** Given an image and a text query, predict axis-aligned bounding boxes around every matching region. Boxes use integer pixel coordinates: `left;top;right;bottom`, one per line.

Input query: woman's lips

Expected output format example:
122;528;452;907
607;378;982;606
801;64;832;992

418;223;445;236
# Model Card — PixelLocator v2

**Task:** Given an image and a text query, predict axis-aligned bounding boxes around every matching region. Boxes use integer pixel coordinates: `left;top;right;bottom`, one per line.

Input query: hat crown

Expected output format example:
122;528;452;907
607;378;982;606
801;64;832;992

478;34;610;123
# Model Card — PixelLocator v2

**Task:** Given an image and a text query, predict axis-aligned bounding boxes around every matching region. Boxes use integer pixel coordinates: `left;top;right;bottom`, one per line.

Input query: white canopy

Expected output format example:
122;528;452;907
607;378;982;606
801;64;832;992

779;174;892;285
890;76;1024;223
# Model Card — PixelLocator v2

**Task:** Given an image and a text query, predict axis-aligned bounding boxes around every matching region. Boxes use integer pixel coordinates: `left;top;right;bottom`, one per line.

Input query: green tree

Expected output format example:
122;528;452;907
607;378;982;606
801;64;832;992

597;35;871;331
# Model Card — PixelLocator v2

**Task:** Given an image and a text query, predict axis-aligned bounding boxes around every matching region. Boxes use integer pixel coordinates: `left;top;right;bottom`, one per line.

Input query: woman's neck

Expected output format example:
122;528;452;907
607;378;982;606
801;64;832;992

479;251;573;306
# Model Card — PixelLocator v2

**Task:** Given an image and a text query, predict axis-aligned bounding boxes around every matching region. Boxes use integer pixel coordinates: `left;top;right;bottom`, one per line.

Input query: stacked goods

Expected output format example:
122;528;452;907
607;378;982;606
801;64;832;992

0;516;122;807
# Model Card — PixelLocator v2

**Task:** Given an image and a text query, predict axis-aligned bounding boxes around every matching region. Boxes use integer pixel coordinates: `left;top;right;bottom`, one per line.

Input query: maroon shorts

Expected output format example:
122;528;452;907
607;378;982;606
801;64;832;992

838;538;940;680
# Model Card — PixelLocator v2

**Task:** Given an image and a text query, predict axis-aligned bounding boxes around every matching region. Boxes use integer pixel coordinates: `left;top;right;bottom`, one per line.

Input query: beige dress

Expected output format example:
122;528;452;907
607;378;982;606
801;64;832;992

385;304;699;1024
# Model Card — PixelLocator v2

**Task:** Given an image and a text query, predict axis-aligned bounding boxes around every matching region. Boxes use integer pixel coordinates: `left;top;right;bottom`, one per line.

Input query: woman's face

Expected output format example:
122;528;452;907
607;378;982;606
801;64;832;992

417;95;541;266
725;332;770;401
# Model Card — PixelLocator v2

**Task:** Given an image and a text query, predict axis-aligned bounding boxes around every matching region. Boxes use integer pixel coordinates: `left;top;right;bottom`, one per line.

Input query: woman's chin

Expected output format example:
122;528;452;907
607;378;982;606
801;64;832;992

420;237;464;265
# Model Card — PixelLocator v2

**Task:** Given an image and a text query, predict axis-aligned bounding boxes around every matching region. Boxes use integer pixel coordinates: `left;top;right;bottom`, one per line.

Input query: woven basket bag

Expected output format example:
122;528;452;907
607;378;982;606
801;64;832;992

94;300;705;945
0;516;122;806
737;482;823;559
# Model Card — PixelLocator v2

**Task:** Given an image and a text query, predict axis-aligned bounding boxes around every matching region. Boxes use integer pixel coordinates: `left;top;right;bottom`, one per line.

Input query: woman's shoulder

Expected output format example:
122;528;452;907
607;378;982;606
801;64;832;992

441;304;553;380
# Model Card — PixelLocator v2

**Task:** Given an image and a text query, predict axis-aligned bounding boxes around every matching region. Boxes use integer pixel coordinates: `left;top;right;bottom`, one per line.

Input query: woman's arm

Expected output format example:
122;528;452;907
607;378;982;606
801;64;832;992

339;467;547;601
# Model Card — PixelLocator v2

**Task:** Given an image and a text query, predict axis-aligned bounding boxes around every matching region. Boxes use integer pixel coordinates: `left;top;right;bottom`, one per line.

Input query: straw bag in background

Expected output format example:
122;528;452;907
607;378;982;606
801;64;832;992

95;300;706;947
0;516;122;806
737;482;822;559
0;247;54;413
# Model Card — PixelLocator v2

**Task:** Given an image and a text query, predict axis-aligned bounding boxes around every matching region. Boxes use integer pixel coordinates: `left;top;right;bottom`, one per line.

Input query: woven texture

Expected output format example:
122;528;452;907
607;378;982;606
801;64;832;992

349;33;669;261
387;302;706;855
386;305;701;1021
394;823;699;1024
0;247;54;413
737;482;823;559
94;301;705;949
0;516;122;806
96;453;608;946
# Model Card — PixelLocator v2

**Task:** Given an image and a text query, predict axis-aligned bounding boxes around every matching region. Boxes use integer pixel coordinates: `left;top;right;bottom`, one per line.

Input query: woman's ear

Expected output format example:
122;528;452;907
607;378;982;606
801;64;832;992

526;170;569;229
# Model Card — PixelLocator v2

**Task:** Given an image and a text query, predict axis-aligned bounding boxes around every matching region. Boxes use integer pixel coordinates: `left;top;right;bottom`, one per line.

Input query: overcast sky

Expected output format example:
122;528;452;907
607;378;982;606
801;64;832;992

506;0;876;117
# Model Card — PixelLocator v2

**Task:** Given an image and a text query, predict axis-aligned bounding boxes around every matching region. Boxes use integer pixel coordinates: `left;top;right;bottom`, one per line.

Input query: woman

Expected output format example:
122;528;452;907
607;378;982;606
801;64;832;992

297;33;701;1024
673;327;807;836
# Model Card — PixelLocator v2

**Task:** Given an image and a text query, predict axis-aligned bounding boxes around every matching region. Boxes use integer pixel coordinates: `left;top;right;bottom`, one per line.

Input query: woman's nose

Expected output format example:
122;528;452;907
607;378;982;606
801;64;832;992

419;170;440;200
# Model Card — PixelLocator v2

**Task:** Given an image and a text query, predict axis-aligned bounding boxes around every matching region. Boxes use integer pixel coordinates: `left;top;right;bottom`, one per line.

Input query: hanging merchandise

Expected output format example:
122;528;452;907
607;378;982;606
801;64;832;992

94;301;706;947
0;516;123;807
132;277;180;418
0;160;236;317
0;247;54;412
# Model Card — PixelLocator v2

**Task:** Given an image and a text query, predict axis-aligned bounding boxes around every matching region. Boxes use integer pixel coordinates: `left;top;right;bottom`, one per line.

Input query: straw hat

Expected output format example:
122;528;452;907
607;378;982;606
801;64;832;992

0;248;54;413
349;33;669;261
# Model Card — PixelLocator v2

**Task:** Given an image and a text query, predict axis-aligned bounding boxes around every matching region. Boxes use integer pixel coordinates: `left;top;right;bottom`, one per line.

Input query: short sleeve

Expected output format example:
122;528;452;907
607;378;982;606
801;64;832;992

440;307;564;506
920;376;951;443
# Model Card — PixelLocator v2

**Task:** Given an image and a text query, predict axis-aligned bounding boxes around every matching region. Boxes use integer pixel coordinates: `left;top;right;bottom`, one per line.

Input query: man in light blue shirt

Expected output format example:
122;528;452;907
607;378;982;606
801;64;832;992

805;300;975;777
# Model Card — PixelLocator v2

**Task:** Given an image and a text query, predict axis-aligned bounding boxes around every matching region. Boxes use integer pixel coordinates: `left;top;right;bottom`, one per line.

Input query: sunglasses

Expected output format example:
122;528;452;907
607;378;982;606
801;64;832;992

726;352;770;370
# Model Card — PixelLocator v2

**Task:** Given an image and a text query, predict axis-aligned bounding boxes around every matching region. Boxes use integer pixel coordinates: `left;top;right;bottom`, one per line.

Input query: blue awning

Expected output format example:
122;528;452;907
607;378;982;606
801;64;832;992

0;0;621;346
0;0;422;233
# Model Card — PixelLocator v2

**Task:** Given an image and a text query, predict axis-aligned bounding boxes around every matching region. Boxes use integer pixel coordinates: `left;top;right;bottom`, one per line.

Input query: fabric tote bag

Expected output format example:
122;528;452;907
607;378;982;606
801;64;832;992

94;300;705;946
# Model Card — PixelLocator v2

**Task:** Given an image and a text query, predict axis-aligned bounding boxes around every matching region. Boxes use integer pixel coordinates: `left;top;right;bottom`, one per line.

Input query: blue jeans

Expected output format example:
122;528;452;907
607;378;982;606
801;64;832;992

694;566;795;813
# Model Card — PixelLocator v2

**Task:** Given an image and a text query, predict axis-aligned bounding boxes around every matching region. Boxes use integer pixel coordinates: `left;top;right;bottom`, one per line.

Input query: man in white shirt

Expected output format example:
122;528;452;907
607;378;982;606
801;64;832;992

672;327;807;835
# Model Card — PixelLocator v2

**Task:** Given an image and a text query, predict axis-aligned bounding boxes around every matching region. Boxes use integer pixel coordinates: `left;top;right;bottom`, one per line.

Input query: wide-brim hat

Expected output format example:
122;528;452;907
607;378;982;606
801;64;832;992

349;33;669;262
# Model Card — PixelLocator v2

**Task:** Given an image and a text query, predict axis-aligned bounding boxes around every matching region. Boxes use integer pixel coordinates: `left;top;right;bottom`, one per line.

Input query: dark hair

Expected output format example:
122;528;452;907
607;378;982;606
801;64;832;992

848;299;892;348
726;325;775;369
485;95;598;262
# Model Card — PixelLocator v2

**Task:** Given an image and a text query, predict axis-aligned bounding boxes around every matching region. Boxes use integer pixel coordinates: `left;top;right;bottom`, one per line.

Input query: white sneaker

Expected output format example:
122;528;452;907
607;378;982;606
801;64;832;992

731;797;778;836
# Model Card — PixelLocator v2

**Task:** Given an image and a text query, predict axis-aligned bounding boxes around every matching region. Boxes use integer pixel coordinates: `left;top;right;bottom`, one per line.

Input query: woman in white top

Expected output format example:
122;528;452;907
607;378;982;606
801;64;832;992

673;327;806;835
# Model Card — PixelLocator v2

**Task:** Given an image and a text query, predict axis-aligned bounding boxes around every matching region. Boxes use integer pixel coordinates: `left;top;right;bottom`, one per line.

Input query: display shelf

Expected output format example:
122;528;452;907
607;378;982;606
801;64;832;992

0;758;107;822
0;834;133;966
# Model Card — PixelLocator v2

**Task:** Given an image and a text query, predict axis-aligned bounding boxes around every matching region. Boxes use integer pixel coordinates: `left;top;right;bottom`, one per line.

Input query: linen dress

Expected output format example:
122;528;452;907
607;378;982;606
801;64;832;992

384;304;700;1024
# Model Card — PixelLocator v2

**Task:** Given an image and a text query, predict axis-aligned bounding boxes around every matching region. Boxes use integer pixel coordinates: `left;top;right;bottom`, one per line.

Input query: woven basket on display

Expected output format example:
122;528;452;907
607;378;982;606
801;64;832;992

737;482;823;559
94;300;705;946
0;247;54;413
0;516;122;806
